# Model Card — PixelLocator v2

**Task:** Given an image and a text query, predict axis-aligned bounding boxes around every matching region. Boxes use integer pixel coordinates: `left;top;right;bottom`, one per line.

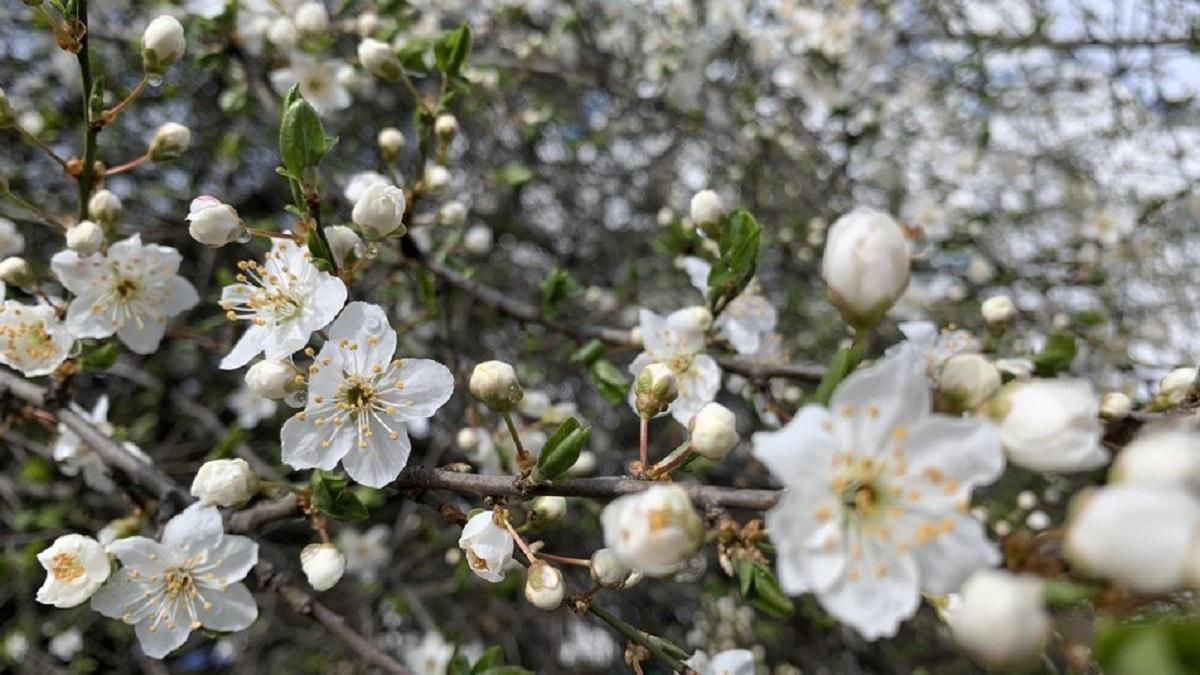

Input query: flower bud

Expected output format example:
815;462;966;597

245;359;297;400
600;485;703;577
530;496;567;524
469;360;523;413
148;122;191;161
1156;367;1197;407
65;220;104;256
186;196;243;247
688;402;738;460
293;1;329;36
947;570;1049;668
821;207;910;329
0;87;13;129
141;15;185;75
357;38;400;79
1099;391;1133;420
324;225;363;267
87;189;122;226
266;18;298;50
437;200;468;227
590;548;633;588
0;257;31;287
634;363;678;418
524;562;564;610
189;458;259;507
1110;429;1200;493
300;543;346;591
459;510;514;582
981;295;1016;332
435;113;459;141
938;354;1001;412
377;127;405;161
463;225;493;255
425;165;451;192
689;189;725;226
35;534;110;608
351;183;407;239
996;379;1108;472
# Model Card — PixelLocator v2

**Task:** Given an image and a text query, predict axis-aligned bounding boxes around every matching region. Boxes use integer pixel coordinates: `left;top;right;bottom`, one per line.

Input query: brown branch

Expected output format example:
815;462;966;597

227;492;301;534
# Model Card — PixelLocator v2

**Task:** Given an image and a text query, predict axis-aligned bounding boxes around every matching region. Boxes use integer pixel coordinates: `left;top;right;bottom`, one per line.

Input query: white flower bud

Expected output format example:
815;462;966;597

186;196;243;247
245;359;296;400
190;458;259;507
821;207;910;329
947;570;1049;667
1157;367;1197;407
671;305;713;333
293;1;329;36
567;450;596;477
524;562;564;610
425;165;451;192
634;363;678;418
1065;485;1200;592
600;485;703;577
352;183;407;239
456;427;480;451
266;18;298;50
35;534;110;608
458;510;514;582
435;113;459;140
437;200;468;227
324;225;363;266
1099;391;1133;420
469;360;523;413
87;189;122;226
590;547;633;588
300;543;346;591
463;225;493;255
65;220;105;256
149;122;191;161
0;217;25;258
981;295;1016;330
689;189;725;225
0;257;31;287
938;354;1001;412
377;127;405;160
530;496;567;524
996;379;1108;472
358;38;400;79
141;15;186;75
1110;429;1200;493
356;11;380;37
0;86;14;128
689;402;738;460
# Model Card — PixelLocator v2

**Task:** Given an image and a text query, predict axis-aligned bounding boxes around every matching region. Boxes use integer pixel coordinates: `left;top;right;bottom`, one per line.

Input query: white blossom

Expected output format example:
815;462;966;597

281;302;453;487
821;207;910;328
88;190;122;226
148;122;191;160
343;171;389;203
601;484;703;577
187;196;244;247
403;631;456;675
947;570;1049;667
524;562;565;610
324;225;364;267
358;38;399;79
48;628;83;662
681;256;777;355
434;113;459;140
1100;391;1134;419
0;257;30;286
337;524;391;581
35;534;110;608
634;362;679;418
300;543;346;591
218;239;346;370
245;359;297;400
52;234;199;354
689;189;725;225
0;301;73;377
270;55;351;115
91;503;259;659
0;217;25;258
1157;366;1197;407
226;386;278;429
1111;428;1200;493
689;402;739;460
589;548;632;589
997;379;1108;472
684;649;755;675
469;360;523;413
66;220;105;255
437;200;468;228
292;1;329;36
459;510;515;582
628;308;721;425
980;295;1016;328
190;458;259;507
463;225;493;255
377;127;405;159
53;396;149;493
351;182;407;239
937;354;1000;411
753;348;1004;640
142;15;186;74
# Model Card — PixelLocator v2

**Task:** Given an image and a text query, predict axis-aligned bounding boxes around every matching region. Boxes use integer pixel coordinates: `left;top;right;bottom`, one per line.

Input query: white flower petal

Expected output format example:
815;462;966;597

910;515;999;595
198;582;258;632
280;413;352;470
134;613;193;659
340;419;411;488
163;503;224;551
752;405;838;485
904;415;1004;488
116;316;168;354
385;359;454;419
830;348;929;453
817;538;920;640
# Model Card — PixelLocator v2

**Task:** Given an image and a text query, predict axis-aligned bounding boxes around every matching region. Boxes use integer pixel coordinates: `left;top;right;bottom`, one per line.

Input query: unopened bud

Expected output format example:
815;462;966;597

293;1;330;36
938;354;1001;412
425;165;451;192
357;38;401;80
187;196;243;247
590;548;632;589
87;190;122;226
463;225;493;255
1100;391;1133;420
634;363;678;418
688;402;738;460
469;360;523;413
437;200;468;227
690;189;725;226
65;220;105;256
1156;367;1197;408
524;562;564;610
300;543;346;591
324;225;363;267
530;496;566;524
190;458;259;507
435;114;459;141
245;360;297;400
149;122;191;161
0;256;31;287
141;15;185;75
981;295;1016;332
377;127;405;161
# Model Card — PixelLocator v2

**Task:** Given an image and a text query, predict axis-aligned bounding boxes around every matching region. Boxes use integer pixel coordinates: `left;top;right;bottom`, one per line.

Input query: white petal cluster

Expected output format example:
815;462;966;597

753;348;1004;640
469;360;523;413
685;649;755;675
1156;366;1197;407
0;300;73;377
458;510;515;582
351;183;407;239
600;484;704;577
628;307;721;425
300;543;346;591
337;525;391;581
88;190;122;226
91;503;259;659
1111;428;1200;492
218;239;346;370
52;396;149;493
281;302;453;487
689;402;739;460
186;196;244;247
689;189;725;225
0;217;26;258
947;570;1049;667
66;220;105;256
35;534;110;608
680;256;777;355
524;562;565;610
997;379;1108;472
245;359;297;400
149;122;191;161
190;458;259;507
821;207;910;329
937;353;1000;411
270;55;351;115
142;15;185;74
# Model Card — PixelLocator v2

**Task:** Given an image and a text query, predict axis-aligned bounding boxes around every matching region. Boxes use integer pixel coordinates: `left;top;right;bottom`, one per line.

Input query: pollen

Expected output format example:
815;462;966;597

50;553;85;582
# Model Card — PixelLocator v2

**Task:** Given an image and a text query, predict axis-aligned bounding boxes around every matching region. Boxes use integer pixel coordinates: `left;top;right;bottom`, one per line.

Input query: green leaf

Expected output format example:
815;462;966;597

532;417;591;481
448;653;473;675
494;163;534;187
79;341;119;370
735;556;755;596
397;40;431;72
279;90;330;181
570;339;605;365
706;209;762;314
734;555;794;618
471;646;505;673
589;359;628;406
306;228;335;272
1033;332;1078;376
1094;617;1200;675
539;268;580;319
813;345;863;406
475;668;533;675
311;471;369;521
434;24;472;77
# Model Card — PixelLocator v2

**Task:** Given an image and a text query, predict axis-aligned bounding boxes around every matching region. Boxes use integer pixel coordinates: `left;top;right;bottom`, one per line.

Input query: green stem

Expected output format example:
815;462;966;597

3;192;66;232
646;443;695;480
15;124;70;170
76;0;99;223
502;412;532;474
587;604;694;673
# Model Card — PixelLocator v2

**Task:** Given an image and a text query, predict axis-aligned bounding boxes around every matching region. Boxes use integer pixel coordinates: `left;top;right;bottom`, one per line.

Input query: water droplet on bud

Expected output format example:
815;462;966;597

235;228;253;244
284;387;307;408
147;75;164;88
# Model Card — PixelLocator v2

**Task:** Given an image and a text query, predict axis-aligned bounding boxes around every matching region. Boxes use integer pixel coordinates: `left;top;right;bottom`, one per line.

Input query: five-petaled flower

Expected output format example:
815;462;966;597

90;503;259;659
628;307;721;425
681;256;777;355
752;349;1004;640
0;300;73;376
51;235;199;354
280;302;454;487
36;534;110;608
53;395;149;494
218;239;347;370
458;510;515;582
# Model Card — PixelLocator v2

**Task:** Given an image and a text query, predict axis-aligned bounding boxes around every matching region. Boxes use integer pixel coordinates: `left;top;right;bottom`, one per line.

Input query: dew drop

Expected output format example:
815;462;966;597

147;75;164;88
284;387;307;408
235;228;253;244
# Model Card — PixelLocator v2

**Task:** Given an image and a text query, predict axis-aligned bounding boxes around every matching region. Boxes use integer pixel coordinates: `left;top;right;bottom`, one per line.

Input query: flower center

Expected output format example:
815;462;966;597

306;76;326;95
114;277;140;299
667;354;693;374
163;567;196;598
647;506;673;532
50;553;84;582
338;375;378;411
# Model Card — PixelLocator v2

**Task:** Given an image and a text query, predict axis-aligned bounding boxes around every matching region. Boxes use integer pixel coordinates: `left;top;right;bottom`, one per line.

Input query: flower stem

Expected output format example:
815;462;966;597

536;552;590;567
638;416;649;468
14;124;70;171
103;152;149;176
502;412;533;475
646;444;695;480
502;517;537;564
2;191;65;232
100;75;148;124
75;0;99;223
587;604;694;674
